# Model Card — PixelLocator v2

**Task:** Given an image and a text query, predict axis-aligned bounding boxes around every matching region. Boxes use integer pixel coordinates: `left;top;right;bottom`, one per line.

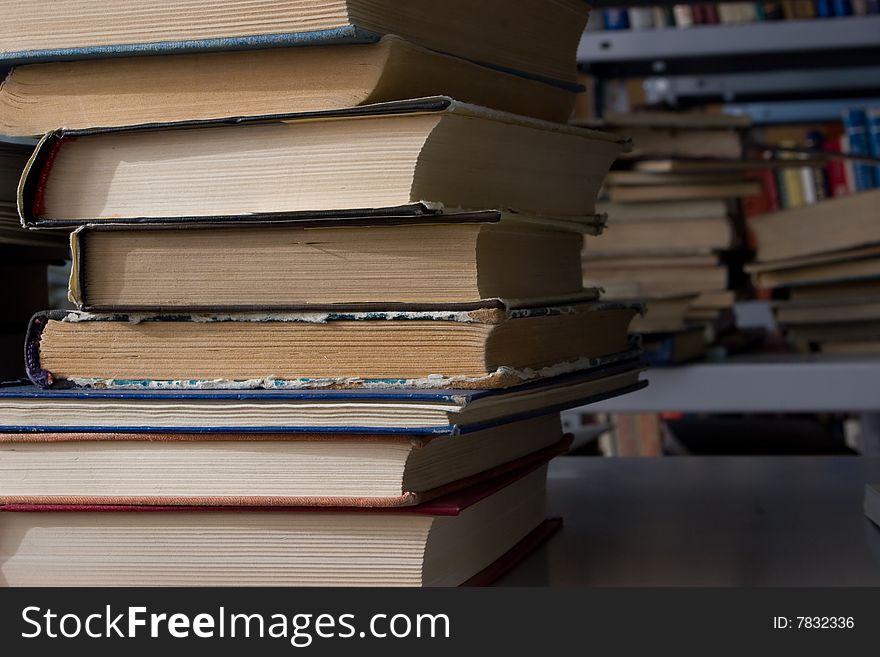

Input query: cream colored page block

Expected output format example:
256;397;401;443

0;1;350;52
43;114;439;219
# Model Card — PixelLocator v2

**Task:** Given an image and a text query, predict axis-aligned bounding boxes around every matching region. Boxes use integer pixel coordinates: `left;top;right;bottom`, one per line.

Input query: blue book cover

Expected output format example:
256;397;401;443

866;108;880;183
816;0;835;17
842;108;877;191
602;9;631;30
832;0;853;15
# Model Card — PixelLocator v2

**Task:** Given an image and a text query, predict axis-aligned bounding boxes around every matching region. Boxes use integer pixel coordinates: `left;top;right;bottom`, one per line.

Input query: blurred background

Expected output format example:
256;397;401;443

564;1;880;459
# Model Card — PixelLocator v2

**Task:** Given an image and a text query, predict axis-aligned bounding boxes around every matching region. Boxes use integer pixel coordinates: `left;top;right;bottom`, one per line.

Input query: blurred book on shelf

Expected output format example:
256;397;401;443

748;188;880;353
738;105;880;354
596;2;879;31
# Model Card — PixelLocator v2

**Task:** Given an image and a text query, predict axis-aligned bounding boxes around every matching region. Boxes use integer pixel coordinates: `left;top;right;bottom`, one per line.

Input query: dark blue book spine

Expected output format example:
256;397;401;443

866;108;880;186
832;0;853;15
602;9;631;30
868;0;880;13
816;0;835;16
842;108;877;191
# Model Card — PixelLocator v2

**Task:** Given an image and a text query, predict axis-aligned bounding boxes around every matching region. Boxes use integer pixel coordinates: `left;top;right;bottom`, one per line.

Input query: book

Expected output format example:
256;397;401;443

842;109;877;191
693;289;736;309
70;215;598;311
673;4;695;27
788;277;880;301
605;171;755;186
0;458;554;586
628;8;655;29
776;296;880;325
585;216;733;255
820;340;880;354
634;158;826;173
605;128;744;161
21;97;627;228
26;303;641;390
596;199;729;222
786;320;880;343
584;258;728;297
641;327;706;366
824;137;851;197
749;189;880;261
0;36;577;137
867;108;880;185
747;246;880;287
578;112;748;160
603;9;631;30
866;483;880;529
607;180;760;203
629;294;699;333
0;0;590;84
0;359;645;434
0;416;568;507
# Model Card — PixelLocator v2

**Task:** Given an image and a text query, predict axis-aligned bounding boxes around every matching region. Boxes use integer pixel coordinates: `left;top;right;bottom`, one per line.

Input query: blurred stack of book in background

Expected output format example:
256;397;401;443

578;112;758;365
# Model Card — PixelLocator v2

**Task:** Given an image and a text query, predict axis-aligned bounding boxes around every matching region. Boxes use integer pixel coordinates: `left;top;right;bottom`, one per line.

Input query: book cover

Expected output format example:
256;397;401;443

842;108;877;191
866;108;880;185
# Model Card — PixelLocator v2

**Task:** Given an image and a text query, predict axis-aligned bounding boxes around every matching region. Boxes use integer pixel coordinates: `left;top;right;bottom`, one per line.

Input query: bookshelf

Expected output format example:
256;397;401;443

580;15;880;72
584;355;880;413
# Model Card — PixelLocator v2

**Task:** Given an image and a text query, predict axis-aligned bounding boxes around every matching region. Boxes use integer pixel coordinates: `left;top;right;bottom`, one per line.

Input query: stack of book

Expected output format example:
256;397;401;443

579;112;757;364
0;1;645;586
748;188;880;353
0;141;68;380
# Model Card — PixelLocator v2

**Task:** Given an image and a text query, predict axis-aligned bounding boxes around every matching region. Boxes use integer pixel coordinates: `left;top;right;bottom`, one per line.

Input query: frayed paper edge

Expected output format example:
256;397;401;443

63;350;640;391
57;301;632;326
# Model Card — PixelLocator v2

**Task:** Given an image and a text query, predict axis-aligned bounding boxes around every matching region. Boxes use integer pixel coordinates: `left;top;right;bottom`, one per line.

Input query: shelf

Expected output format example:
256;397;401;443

724;97;880;124
643;67;880;105
579;16;880;75
580;355;880;413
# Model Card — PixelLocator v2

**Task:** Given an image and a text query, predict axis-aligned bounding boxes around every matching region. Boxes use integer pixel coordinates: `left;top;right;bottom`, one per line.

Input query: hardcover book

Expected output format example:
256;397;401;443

750;189;880;262
0;420;569;507
0;36;576;136
0;458;558;586
0;0;590;85
19;97;628;228
68;214;604;311
0;357;645;433
25;302;642;390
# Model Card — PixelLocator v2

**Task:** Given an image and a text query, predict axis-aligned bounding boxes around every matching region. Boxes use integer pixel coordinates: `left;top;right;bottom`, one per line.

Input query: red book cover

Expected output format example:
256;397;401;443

824;138;850;198
742;170;778;221
691;4;706;23
703;3;720;23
